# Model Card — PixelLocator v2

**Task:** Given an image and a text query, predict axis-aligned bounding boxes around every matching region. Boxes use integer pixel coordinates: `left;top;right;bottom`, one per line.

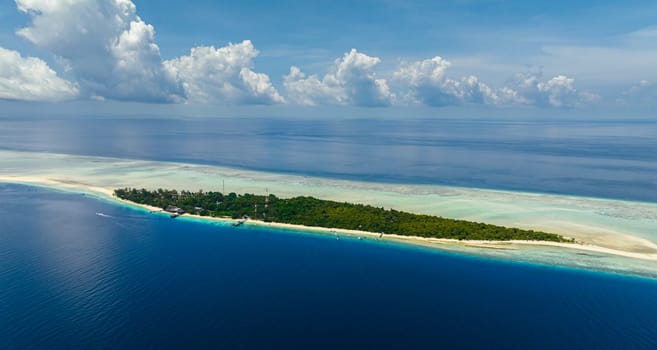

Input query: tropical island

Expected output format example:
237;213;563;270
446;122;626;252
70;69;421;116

114;188;573;242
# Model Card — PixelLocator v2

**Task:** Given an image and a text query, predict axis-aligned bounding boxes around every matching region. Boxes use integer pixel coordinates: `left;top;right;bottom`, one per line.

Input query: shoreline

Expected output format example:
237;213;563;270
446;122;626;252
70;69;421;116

3;148;657;207
3;175;657;265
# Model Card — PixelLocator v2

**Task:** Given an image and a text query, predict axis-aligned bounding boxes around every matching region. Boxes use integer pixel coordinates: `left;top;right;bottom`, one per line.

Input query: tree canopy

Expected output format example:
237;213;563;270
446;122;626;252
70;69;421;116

115;188;572;242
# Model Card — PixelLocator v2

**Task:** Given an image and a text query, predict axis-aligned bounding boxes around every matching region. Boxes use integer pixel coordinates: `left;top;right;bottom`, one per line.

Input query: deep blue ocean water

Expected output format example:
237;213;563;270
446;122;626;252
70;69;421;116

1;116;656;202
2;184;657;349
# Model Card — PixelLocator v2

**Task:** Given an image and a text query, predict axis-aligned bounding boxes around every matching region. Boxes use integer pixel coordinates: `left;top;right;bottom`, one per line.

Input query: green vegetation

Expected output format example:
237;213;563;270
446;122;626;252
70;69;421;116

114;188;572;242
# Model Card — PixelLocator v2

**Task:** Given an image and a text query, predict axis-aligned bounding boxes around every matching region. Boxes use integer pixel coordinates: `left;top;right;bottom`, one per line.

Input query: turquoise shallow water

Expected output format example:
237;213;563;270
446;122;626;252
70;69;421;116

2;184;657;349
2;116;657;348
3;149;657;277
1;116;656;202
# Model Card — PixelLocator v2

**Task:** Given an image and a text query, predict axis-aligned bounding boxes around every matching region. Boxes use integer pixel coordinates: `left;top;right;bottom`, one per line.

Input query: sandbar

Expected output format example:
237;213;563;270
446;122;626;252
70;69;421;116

2;150;657;277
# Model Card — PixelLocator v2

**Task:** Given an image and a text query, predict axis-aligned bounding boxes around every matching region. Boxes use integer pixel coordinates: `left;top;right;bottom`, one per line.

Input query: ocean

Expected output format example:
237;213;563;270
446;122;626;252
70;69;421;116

1;184;657;349
0;116;656;202
2;116;657;348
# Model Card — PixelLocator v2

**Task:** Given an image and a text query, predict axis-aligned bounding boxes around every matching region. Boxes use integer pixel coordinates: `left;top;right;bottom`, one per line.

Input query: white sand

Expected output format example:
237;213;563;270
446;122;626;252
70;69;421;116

3;150;657;276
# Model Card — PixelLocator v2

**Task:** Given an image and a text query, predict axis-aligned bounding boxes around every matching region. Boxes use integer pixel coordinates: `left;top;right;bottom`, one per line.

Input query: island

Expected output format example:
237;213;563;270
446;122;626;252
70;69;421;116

114;188;572;242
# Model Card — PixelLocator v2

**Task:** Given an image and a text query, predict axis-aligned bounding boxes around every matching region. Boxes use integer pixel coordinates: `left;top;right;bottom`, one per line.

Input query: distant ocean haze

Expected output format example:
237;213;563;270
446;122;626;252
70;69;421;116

0;116;655;202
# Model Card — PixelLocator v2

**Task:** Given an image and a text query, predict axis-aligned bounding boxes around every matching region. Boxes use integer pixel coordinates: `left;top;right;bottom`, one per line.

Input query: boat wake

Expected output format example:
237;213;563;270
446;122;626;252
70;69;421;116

96;212;112;218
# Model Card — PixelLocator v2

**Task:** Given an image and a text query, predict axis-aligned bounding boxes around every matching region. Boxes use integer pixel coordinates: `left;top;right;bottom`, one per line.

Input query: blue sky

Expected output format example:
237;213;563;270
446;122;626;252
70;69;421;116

0;0;656;117
80;0;657;84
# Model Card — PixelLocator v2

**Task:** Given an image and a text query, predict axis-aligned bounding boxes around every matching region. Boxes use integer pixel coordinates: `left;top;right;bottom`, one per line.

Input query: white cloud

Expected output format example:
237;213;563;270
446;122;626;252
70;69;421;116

284;49;393;107
16;0;183;102
0;46;78;102
393;56;597;108
164;41;284;105
619;80;657;105
393;56;500;106
15;0;282;105
283;66;342;106
394;56;451;89
9;0;604;109
507;73;599;107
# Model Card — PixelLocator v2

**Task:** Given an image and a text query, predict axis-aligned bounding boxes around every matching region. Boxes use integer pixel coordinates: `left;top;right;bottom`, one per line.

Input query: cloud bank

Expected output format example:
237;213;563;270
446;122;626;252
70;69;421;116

284;52;596;108
392;56;597;108
4;0;605;108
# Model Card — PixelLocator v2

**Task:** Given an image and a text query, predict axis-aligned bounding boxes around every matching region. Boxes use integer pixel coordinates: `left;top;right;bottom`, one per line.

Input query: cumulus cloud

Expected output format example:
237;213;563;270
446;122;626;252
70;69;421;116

8;0;600;108
0;46;78;101
392;56;597;108
164;41;284;105
393;56;498;106
285;52;597;108
16;0;183;102
284;49;393;107
506;73;599;107
283;66;342;106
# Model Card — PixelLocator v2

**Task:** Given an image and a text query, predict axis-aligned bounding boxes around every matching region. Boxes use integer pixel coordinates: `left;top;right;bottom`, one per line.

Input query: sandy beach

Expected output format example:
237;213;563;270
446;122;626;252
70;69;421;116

3;150;657;276
3;173;657;264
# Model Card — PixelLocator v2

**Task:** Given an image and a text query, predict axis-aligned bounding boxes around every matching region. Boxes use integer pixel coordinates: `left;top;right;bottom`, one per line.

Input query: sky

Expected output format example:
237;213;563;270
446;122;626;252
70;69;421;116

0;0;656;118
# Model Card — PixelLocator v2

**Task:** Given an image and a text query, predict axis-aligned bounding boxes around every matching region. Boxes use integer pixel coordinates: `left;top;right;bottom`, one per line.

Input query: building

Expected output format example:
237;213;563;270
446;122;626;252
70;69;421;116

165;205;186;215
